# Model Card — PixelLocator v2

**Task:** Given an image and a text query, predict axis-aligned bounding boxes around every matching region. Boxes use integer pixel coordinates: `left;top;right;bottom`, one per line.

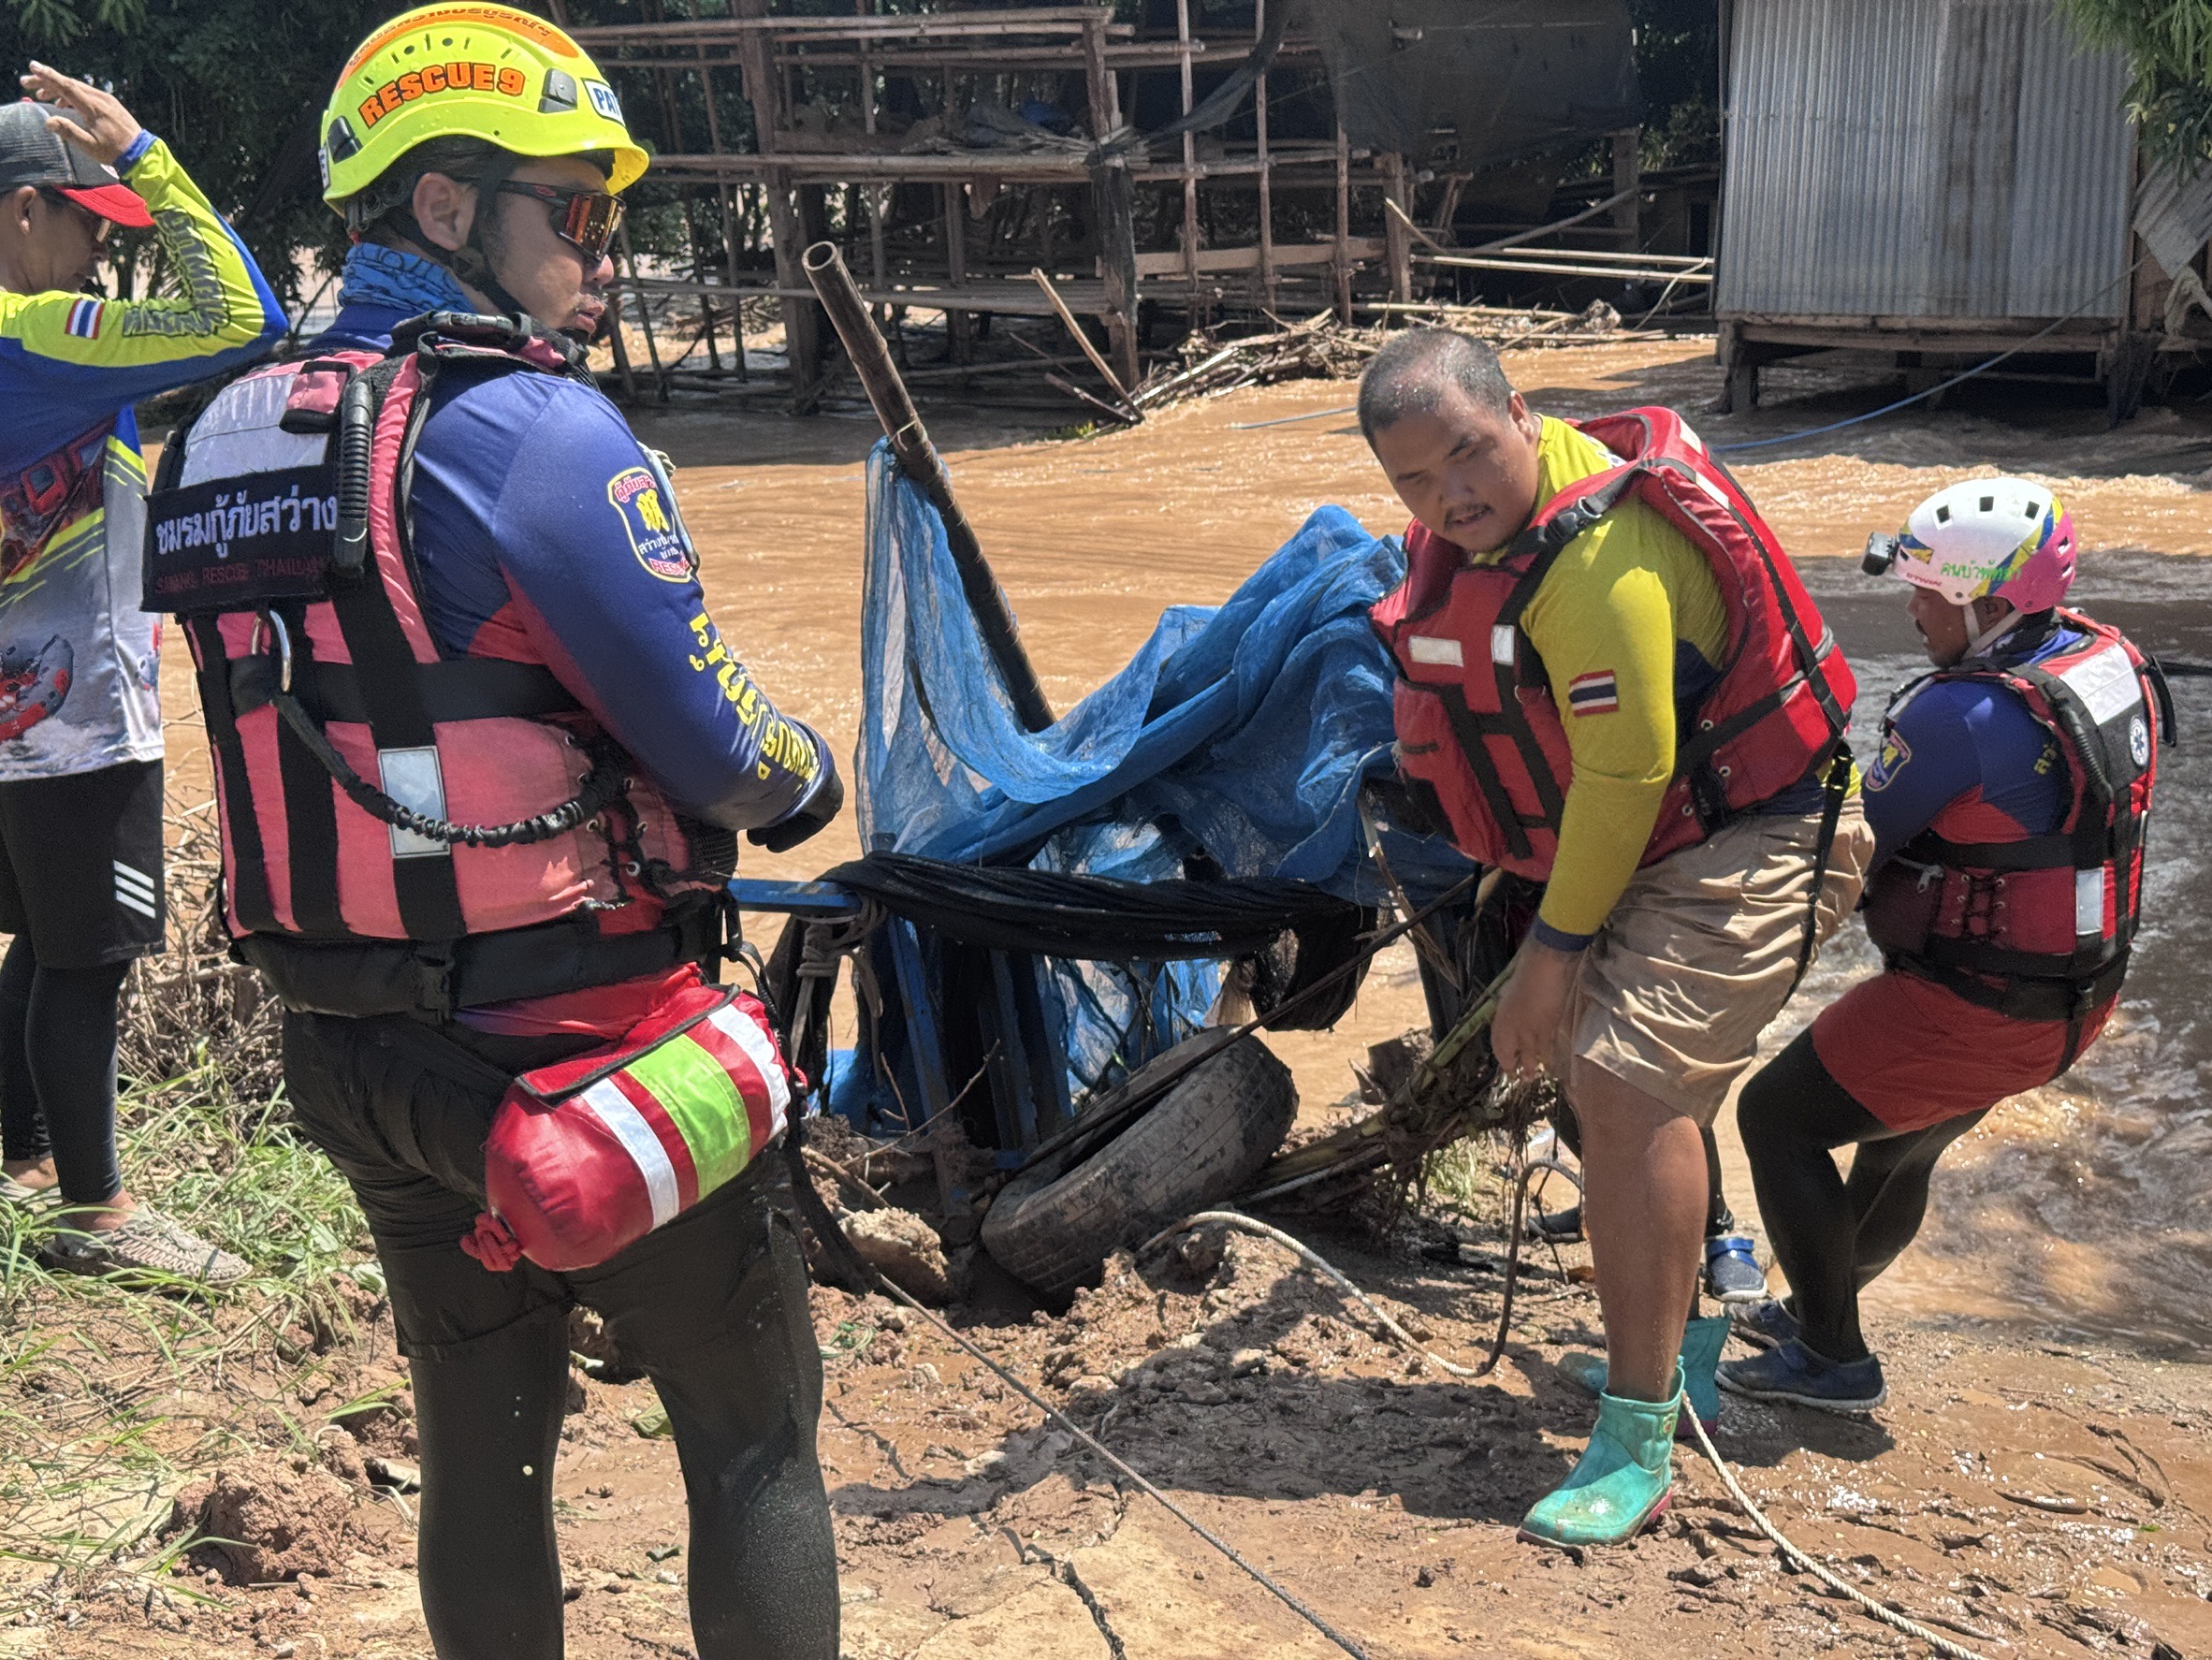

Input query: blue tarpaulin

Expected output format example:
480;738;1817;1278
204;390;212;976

837;444;1469;1132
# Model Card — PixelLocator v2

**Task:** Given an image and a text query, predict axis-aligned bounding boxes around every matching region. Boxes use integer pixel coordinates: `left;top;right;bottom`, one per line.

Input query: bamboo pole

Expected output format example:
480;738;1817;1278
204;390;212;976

1028;267;1137;414
802;241;1055;733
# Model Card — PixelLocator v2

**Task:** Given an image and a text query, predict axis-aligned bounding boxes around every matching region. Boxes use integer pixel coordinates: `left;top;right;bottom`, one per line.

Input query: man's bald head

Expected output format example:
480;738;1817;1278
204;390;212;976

1357;328;1516;446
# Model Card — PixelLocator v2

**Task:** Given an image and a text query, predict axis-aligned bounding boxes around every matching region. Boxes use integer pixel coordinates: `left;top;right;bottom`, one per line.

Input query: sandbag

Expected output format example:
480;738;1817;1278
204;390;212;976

465;983;793;1272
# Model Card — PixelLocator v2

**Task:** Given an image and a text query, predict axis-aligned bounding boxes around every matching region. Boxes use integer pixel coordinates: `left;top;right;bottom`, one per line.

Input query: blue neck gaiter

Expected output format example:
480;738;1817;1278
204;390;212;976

339;242;474;317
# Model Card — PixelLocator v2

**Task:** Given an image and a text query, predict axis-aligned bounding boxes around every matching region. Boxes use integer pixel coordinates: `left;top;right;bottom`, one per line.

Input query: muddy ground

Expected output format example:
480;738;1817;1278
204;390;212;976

15;333;2212;1657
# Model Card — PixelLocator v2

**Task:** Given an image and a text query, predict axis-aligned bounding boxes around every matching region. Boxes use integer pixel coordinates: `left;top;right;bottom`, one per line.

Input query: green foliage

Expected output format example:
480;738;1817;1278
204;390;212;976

2059;0;2212;169
0;0;410;305
1627;0;1721;171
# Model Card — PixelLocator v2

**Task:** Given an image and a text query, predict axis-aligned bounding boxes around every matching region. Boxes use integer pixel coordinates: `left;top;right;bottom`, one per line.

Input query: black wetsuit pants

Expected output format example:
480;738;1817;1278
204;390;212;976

0;939;130;1204
1735;1029;1988;1363
282;1011;839;1660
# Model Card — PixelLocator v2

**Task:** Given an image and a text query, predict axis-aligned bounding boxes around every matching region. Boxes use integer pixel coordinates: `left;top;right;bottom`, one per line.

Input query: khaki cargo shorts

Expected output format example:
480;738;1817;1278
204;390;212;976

1553;796;1873;1126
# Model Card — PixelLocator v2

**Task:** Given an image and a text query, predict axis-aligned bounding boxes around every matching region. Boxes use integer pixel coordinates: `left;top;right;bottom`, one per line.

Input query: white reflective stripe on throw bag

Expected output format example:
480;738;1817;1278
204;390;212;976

706;1005;792;1134
581;1078;681;1227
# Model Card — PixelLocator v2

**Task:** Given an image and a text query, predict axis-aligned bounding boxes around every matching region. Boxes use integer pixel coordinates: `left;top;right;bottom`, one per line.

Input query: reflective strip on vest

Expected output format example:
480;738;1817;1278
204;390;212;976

2075;867;2106;938
582;1077;682;1227
2057;645;2143;725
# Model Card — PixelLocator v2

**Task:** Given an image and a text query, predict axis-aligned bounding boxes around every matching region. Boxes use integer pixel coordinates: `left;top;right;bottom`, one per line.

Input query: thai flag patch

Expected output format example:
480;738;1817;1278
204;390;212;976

1566;670;1620;716
65;298;104;339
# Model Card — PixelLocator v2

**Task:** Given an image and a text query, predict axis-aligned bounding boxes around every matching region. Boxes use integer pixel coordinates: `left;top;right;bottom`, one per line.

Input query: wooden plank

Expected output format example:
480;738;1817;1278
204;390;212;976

1131;239;1381;276
1333;120;1352;322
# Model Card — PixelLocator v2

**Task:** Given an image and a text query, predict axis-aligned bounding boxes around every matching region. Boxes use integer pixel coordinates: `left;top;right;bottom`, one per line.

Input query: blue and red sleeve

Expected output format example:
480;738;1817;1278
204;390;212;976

1863;679;2065;868
406;372;836;834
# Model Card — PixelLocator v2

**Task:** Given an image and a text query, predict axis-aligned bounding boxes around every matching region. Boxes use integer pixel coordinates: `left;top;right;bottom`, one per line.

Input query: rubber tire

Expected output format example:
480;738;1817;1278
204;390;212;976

981;1032;1298;1299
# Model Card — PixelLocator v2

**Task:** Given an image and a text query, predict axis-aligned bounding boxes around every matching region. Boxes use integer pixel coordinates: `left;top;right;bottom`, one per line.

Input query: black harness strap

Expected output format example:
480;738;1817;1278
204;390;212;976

187;613;280;935
1785;748;1854;1000
272;603;346;937
326;356;468;943
231;654;582;725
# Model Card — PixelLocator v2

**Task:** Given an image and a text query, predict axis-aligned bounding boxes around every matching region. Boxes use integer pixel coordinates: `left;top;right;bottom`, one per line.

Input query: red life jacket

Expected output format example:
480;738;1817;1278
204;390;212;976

1369;408;1855;879
146;314;731;1017
1861;609;2167;1050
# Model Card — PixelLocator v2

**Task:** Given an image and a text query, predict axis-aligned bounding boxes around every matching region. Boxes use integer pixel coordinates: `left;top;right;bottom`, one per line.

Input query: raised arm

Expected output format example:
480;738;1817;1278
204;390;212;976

0;66;284;455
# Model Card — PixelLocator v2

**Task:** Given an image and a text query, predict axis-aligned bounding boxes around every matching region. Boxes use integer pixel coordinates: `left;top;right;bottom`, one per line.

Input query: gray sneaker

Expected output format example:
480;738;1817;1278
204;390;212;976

0;1172;56;1208
42;1207;251;1288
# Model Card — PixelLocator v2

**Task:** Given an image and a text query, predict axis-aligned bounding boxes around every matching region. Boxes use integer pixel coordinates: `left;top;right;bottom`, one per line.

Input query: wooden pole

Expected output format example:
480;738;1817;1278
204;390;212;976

1612;129;1642;246
1175;0;1200;302
1255;0;1275;310
1029;266;1137;413
803;241;1055;733
1332;119;1352;323
736;0;820;405
1384;152;1413;307
1082;16;1140;390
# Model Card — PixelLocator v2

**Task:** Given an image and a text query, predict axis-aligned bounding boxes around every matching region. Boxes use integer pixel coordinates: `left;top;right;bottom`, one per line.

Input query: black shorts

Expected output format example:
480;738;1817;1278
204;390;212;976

0;759;165;968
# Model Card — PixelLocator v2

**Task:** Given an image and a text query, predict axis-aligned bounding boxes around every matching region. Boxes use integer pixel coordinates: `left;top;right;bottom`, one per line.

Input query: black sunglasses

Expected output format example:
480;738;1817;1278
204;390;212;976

36;187;110;243
495;181;624;263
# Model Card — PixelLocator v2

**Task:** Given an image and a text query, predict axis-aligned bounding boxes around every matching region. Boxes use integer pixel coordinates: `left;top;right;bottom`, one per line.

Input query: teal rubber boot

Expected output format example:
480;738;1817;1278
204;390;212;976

1520;1376;1681;1548
1552;1314;1727;1436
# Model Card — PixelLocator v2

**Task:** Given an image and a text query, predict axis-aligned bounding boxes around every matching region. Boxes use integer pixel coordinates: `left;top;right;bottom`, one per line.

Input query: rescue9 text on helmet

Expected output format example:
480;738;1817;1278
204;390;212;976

318;4;648;215
1878;476;2077;613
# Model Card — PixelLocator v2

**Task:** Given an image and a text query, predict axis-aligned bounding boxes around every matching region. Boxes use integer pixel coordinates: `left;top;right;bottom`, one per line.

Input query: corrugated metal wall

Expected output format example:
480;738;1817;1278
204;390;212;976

1716;0;2133;319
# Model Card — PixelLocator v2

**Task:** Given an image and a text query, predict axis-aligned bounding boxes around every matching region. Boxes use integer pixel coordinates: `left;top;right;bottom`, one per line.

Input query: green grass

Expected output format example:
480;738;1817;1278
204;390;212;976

0;1016;373;1617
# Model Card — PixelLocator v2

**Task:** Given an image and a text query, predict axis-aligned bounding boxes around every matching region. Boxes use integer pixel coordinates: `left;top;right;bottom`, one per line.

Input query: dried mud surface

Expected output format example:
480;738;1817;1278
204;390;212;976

71;340;2212;1657
22;1230;2212;1659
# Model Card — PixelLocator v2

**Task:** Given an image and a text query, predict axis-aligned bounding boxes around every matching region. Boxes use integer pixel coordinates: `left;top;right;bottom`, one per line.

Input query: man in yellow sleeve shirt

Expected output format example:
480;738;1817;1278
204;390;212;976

1361;329;1870;1545
0;64;283;1282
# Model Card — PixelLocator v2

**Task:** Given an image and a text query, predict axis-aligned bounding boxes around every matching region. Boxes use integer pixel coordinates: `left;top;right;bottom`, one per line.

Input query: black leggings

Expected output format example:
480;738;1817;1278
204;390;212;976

0;936;130;1204
1736;1030;1987;1362
283;1012;839;1660
1551;1104;1736;1235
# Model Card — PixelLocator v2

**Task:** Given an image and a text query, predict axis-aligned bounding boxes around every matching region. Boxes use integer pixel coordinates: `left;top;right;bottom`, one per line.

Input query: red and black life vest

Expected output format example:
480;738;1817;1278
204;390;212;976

1862;609;2168;1049
1369;407;1855;879
146;313;731;1018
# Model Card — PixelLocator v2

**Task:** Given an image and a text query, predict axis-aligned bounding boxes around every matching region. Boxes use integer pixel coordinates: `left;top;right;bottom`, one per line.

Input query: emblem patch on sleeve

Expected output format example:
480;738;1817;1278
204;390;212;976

1867;728;1911;791
607;466;691;582
65;298;105;339
1566;670;1619;716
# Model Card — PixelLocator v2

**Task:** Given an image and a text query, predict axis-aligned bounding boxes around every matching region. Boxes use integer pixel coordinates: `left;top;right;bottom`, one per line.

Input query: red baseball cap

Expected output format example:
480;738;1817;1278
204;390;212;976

0;101;153;228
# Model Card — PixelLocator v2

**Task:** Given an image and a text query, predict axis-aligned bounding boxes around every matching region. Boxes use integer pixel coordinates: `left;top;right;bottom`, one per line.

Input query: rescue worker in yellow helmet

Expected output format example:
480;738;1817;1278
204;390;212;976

156;8;841;1654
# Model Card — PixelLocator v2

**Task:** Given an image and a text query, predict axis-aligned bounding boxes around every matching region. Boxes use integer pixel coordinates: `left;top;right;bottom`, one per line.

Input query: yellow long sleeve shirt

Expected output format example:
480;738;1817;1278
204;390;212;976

1488;417;1729;941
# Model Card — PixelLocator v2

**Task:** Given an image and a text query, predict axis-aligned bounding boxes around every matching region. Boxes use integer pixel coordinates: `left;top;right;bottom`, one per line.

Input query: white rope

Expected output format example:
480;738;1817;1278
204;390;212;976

1681;1407;1994;1660
1142;1211;1479;1377
1143;1212;1995;1656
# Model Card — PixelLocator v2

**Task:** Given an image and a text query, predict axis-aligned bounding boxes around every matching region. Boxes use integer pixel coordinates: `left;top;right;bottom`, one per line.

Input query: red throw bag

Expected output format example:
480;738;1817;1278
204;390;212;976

465;983;794;1273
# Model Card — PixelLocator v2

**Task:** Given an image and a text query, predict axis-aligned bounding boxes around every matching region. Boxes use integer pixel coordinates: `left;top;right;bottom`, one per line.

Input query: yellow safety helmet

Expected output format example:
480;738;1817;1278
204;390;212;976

319;3;648;213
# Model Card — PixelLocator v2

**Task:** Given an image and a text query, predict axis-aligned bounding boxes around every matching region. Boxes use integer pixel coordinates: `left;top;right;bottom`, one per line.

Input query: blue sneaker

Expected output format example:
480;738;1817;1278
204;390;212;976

1702;1233;1768;1303
1718;1338;1887;1414
1727;1296;1800;1351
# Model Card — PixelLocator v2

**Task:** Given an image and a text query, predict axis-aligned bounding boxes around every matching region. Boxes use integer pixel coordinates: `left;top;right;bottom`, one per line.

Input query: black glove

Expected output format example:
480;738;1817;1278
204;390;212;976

748;764;845;852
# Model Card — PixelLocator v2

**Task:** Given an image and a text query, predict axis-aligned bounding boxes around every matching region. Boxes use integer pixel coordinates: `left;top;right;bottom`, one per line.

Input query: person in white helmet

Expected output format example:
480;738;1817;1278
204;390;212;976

1722;479;2166;1415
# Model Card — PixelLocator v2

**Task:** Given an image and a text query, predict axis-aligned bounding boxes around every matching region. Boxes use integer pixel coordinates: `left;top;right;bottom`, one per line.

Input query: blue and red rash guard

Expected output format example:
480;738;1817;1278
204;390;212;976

0;132;284;776
1812;620;2114;1129
310;295;837;1037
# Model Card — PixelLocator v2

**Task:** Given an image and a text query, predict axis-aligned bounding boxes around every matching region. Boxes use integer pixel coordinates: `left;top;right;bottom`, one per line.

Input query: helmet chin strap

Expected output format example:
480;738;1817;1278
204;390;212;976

1960;602;2021;661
